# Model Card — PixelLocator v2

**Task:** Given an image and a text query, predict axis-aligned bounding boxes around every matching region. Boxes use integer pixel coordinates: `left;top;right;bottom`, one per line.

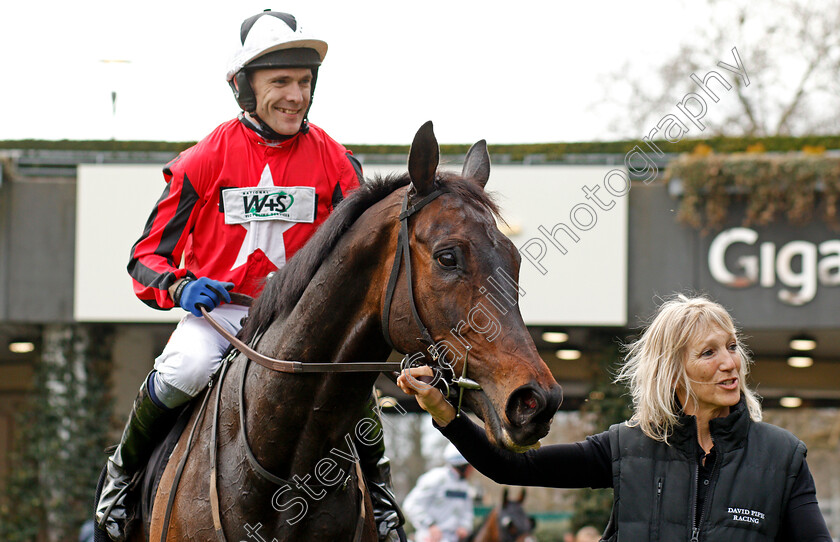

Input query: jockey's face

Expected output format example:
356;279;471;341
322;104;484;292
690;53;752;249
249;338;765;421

249;67;312;135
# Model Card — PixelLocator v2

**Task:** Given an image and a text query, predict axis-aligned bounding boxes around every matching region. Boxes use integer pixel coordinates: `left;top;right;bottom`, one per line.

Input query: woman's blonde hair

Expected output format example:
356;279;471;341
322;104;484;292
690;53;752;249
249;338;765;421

615;293;762;442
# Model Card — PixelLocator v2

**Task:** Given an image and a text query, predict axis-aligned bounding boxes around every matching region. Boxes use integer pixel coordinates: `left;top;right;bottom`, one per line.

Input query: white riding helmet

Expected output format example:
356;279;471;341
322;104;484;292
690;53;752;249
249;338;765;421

226;10;328;114
443;443;469;467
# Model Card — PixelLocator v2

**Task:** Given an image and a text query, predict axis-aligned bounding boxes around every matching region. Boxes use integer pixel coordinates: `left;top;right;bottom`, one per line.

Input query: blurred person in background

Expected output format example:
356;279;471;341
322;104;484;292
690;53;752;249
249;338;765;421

403;444;476;542
575;525;600;542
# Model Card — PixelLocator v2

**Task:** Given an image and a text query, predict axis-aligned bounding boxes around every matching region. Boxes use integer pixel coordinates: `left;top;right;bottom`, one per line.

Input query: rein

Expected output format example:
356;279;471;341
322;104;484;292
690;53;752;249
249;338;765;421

201;187;475;389
200;295;403;374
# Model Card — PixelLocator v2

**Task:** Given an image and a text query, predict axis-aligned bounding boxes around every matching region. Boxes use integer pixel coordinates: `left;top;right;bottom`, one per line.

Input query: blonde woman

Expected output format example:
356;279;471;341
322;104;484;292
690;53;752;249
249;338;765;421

398;295;831;541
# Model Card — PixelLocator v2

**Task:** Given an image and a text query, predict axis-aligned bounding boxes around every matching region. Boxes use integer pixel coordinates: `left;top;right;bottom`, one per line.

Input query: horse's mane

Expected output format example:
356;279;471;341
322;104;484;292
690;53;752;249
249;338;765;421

240;171;501;343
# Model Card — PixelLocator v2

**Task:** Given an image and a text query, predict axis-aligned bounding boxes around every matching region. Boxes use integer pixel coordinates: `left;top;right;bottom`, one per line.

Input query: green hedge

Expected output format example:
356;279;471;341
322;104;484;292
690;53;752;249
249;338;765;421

665;153;840;232
4;134;840;158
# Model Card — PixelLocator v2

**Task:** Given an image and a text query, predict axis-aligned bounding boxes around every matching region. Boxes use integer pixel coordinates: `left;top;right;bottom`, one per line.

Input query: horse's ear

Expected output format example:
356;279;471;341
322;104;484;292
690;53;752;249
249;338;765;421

502;488;509;505
518;488;527;502
408;120;439;197
462;139;490;188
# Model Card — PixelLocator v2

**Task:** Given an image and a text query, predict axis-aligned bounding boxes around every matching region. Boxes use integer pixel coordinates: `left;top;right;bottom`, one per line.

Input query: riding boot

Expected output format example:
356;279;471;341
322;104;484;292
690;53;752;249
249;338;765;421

358;396;406;542
95;373;176;541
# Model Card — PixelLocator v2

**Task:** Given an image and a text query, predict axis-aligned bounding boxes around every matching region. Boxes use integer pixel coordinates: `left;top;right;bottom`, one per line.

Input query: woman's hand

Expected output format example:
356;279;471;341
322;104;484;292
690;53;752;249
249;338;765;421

397;367;456;427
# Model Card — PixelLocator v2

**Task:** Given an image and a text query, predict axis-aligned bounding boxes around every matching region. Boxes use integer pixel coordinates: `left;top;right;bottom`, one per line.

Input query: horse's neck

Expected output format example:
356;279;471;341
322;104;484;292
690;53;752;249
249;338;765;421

268;237;392;362
241;212;395;477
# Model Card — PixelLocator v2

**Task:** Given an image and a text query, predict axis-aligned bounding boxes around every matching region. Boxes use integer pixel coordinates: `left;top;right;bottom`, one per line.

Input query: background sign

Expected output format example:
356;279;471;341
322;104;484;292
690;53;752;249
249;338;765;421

77;163;629;325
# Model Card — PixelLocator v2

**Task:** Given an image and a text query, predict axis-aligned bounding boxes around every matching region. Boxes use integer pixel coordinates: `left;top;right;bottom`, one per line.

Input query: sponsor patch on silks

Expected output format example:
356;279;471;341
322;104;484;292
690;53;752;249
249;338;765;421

223;186;316;224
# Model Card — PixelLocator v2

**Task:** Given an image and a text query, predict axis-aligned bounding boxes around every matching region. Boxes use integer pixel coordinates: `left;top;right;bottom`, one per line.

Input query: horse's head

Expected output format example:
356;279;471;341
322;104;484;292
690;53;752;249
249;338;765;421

383;121;562;450
497;489;537;542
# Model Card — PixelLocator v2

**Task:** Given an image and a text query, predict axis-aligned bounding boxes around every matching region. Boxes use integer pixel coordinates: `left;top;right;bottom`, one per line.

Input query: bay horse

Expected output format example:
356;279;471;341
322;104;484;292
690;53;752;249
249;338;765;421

133;121;562;541
471;489;537;542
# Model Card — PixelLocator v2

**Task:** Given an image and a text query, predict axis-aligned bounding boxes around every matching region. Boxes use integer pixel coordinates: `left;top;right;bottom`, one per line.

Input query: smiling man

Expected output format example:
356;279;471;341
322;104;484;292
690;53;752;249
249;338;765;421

96;10;404;542
249;67;313;135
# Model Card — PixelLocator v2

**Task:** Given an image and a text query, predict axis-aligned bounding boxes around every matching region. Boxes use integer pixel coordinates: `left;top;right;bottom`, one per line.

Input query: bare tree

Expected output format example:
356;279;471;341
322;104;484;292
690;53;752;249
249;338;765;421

602;0;840;138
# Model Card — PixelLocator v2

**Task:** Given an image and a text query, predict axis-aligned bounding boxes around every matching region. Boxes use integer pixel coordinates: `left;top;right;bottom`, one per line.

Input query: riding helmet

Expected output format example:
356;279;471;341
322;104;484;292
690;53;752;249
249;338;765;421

443;443;470;467
226;10;328;114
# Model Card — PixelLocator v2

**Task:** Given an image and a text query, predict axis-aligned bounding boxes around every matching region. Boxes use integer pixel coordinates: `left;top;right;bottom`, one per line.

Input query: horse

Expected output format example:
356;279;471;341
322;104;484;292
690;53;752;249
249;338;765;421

471;489;537;542
127;121;562;541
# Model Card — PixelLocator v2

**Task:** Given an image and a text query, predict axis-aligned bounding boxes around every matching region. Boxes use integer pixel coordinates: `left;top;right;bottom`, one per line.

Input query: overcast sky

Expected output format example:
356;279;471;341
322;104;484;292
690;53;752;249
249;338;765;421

1;1;712;145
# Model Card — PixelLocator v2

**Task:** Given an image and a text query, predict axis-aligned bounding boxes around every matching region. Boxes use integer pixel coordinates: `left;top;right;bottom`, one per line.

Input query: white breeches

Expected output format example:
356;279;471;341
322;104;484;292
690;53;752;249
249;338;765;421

152;304;249;406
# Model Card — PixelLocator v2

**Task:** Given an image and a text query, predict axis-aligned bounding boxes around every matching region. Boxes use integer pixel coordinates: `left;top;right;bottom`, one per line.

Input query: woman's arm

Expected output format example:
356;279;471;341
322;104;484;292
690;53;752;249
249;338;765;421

397;367;612;489
438;414;612;488
778;459;832;541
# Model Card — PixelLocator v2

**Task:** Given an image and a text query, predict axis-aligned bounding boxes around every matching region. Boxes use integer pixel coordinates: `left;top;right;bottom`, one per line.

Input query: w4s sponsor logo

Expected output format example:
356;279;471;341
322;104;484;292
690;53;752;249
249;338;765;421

244;191;295;216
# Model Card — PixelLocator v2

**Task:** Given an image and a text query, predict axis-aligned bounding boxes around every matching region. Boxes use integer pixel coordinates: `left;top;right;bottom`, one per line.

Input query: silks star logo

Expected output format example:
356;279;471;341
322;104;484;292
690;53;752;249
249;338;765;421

230;164;295;270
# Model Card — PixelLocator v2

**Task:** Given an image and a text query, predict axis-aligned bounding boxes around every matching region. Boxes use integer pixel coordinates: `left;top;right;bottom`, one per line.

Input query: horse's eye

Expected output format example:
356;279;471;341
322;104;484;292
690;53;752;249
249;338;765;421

436;251;458;269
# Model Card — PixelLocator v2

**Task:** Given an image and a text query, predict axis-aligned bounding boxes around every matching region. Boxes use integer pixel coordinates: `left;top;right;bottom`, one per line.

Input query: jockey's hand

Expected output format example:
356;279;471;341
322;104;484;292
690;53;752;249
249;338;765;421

178;277;233;317
397;366;456;427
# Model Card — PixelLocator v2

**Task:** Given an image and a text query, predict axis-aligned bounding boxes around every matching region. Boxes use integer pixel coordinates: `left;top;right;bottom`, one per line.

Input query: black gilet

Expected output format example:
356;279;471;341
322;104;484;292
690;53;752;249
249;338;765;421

605;400;806;541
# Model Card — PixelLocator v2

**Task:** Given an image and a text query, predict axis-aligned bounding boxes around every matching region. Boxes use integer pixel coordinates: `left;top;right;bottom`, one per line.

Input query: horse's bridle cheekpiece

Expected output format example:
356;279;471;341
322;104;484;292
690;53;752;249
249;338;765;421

381;187;481;410
381;187;445;350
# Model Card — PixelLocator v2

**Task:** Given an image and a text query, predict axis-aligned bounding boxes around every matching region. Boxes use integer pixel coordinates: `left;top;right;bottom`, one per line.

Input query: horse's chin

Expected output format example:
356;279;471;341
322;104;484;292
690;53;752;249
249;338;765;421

500;432;542;453
464;390;543;452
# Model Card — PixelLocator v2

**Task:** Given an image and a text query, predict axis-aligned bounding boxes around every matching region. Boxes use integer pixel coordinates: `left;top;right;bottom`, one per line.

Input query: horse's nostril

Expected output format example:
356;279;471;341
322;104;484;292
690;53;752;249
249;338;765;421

506;386;545;427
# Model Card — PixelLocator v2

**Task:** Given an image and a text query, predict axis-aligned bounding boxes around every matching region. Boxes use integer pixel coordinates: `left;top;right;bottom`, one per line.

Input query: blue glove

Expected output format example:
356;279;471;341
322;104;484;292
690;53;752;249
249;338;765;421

176;277;233;317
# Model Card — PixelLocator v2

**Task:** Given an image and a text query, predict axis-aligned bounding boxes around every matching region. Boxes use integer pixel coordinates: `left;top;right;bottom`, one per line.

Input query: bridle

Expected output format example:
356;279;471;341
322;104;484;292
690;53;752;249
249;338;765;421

160;185;480;542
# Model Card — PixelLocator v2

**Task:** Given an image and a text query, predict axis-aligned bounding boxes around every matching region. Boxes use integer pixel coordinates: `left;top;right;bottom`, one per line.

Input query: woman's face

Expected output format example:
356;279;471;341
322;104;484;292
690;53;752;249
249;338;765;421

677;325;742;419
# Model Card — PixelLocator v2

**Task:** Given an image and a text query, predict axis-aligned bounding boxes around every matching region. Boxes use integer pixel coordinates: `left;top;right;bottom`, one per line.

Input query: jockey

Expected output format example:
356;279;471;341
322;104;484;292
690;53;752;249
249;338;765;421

403;444;476;542
95;10;403;541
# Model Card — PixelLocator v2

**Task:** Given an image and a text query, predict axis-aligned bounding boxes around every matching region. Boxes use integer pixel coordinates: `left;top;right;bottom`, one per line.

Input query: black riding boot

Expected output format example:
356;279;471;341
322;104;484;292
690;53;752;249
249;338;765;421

95;373;175;541
358;397;406;542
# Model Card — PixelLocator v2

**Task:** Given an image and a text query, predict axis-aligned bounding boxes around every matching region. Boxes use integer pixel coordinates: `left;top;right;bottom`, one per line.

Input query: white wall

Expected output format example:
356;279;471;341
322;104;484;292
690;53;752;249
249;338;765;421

76;163;628;326
366;163;629;326
75;164;180;322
